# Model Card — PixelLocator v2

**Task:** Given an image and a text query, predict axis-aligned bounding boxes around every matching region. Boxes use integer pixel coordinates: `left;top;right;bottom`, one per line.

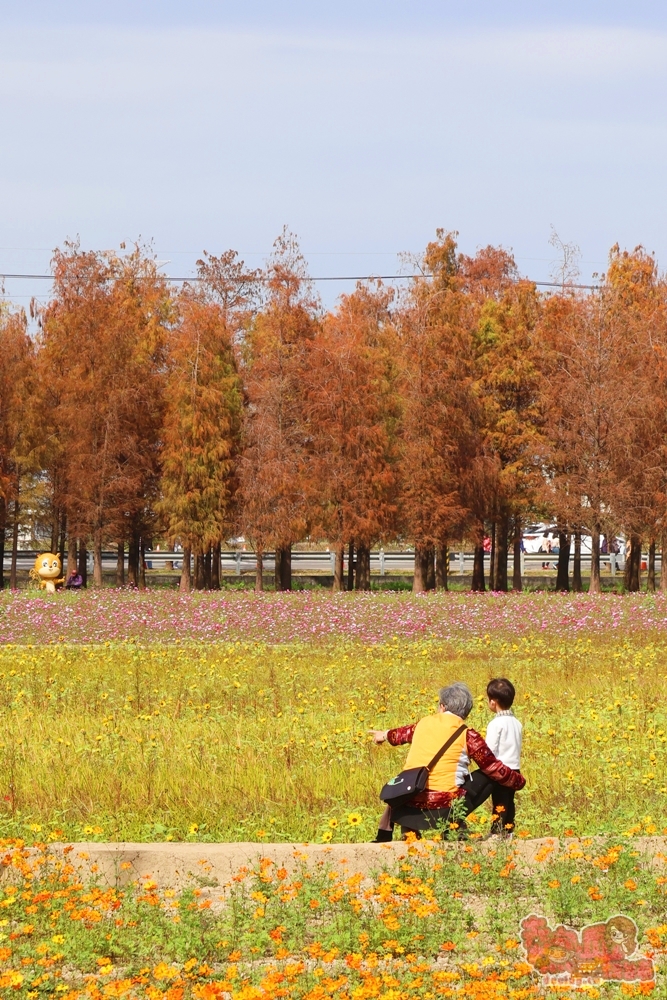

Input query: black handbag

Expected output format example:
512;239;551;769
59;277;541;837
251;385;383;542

379;724;467;806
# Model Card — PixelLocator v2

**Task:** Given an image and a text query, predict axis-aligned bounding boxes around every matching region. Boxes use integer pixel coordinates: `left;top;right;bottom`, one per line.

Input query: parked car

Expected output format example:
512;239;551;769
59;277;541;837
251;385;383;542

522;524;558;554
521;524;595;556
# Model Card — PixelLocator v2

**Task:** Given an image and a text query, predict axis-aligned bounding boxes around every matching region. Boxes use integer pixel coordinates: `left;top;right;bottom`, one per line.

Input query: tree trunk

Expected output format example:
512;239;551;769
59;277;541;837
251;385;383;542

632;535;641;592
624;534;641;592
282;545;292;591
347;541;354;592
647;539;656;592
0;496;5;591
555;530;571;592
139;537;147;590
275;545;292;591
435;543;448;591
77;537;88;588
355;543;371;591
333;543;344;592
495;515;508;592
489;521;496;591
93;531;103;587
204;545;212;590
179;545;192;592
472;543;486;592
512;517;522;592
255;549;264;592
425;546;436;591
127;530;139;587
274;547;282;591
413;544;428;593
211;541;221;590
50;511;59;556
572;532;582;592
195;551;206;590
623;539;632;591
58;512;66;568
67;535;77;578
661;530;667;591
116;542;125;587
589;523;601;594
9;498;19;590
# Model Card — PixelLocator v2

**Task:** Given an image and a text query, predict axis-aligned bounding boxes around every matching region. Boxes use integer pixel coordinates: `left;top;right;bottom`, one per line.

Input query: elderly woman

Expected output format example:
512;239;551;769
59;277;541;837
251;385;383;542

370;682;526;840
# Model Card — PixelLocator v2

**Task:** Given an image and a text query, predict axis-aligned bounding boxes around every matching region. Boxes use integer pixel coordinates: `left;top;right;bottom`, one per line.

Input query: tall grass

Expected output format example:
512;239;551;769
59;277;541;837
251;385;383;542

0;635;663;841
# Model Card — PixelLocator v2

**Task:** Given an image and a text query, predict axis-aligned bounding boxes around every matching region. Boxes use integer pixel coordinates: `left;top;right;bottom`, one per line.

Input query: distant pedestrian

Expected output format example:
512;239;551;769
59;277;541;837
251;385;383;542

65;568;83;589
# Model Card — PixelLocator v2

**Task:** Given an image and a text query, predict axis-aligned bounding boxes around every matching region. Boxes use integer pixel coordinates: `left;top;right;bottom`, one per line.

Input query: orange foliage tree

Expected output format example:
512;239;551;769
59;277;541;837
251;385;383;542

7;230;667;595
307;282;401;590
238;230;318;591
396;233;473;592
158;285;243;592
40;244;172;587
0;306;33;589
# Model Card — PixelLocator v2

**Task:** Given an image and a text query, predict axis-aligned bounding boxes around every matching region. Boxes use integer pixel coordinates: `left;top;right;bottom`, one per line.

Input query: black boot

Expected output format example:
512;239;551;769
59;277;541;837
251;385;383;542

372;828;394;843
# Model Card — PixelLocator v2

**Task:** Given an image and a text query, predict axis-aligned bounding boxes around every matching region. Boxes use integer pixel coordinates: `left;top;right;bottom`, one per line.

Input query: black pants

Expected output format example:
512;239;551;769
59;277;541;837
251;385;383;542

461;769;495;813
491;782;516;831
461;770;517;830
393;771;517;835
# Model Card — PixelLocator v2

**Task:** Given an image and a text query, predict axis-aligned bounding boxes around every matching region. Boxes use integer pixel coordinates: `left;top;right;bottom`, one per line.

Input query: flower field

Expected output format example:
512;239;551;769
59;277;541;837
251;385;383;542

1;835;667;999
0;591;666;843
1;590;667;996
3;589;667;645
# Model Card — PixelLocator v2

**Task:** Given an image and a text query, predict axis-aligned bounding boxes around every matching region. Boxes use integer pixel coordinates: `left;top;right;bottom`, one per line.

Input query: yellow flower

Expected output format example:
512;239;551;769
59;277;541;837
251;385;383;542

328;818;339;829
188;823;199;835
347;813;362;826
321;831;333;842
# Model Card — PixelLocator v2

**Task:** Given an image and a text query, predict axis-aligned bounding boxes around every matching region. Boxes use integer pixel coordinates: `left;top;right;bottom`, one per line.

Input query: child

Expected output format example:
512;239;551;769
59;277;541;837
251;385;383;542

485;678;522;835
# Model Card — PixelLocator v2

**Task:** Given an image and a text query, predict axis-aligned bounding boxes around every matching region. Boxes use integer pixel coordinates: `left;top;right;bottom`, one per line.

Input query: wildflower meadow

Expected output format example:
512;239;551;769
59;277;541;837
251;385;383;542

1;589;667;998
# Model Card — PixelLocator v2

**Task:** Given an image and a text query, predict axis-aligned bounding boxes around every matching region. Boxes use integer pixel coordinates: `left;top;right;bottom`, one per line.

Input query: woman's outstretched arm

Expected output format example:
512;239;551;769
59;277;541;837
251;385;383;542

368;724;416;745
387;724;417;746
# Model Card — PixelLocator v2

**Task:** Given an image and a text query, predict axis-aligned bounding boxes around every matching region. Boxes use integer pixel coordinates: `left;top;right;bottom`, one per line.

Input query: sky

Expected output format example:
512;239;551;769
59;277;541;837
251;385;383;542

1;0;666;309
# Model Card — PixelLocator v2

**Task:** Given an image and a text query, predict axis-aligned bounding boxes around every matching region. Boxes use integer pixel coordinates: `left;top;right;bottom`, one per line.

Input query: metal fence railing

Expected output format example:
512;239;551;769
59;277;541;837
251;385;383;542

2;549;648;577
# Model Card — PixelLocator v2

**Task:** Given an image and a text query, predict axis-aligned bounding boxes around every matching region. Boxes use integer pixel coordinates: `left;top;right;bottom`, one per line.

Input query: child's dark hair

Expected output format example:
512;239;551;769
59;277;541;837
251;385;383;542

487;677;515;709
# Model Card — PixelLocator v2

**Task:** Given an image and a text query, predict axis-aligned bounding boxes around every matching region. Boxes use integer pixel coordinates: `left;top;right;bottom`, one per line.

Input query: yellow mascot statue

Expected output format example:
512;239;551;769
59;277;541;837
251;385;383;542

31;553;65;594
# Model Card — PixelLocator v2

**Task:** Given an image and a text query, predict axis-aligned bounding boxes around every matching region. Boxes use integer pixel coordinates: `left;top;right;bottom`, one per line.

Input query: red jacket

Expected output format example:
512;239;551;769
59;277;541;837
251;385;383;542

387;723;526;809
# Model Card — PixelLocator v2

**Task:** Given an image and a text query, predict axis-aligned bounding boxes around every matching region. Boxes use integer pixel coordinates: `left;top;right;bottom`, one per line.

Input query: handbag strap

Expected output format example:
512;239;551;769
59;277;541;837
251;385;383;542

426;724;467;772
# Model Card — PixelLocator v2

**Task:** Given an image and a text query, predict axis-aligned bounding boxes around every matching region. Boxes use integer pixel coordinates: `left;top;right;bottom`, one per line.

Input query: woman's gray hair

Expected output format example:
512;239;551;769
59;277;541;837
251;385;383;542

439;682;473;719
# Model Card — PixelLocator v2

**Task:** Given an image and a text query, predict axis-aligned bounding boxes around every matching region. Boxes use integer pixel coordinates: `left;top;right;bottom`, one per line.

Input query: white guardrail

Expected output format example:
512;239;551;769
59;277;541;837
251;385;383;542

2;549;653;576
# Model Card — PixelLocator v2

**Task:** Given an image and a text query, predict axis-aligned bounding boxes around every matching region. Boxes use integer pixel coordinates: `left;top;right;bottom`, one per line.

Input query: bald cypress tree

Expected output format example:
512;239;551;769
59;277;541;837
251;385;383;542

158;288;243;591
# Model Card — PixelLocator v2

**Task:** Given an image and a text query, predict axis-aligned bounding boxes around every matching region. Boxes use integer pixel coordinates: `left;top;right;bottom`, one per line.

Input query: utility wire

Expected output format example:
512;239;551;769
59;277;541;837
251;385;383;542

0;271;598;289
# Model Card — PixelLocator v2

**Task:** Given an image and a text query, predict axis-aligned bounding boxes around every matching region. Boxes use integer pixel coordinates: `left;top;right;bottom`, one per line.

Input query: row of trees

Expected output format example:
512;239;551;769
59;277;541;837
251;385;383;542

1;229;666;593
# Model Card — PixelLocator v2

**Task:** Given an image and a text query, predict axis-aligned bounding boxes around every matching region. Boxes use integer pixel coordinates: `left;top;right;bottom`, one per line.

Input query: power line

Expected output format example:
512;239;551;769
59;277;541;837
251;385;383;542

0;271;598;289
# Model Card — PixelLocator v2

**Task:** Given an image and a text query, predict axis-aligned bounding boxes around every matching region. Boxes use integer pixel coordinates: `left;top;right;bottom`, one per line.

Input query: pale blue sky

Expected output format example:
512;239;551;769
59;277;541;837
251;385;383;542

1;1;666;307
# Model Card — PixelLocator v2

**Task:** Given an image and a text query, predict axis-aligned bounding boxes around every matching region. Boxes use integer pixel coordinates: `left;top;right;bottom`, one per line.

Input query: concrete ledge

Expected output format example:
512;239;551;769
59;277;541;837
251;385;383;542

9;837;663;890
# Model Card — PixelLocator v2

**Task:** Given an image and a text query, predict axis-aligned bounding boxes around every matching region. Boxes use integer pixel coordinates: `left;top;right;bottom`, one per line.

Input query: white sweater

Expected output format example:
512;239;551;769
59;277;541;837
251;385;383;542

485;709;522;770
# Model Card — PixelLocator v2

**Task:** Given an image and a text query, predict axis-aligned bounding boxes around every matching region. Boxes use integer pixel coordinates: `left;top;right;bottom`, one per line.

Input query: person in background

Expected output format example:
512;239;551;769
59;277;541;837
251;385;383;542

484;677;523;837
65;567;83;589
